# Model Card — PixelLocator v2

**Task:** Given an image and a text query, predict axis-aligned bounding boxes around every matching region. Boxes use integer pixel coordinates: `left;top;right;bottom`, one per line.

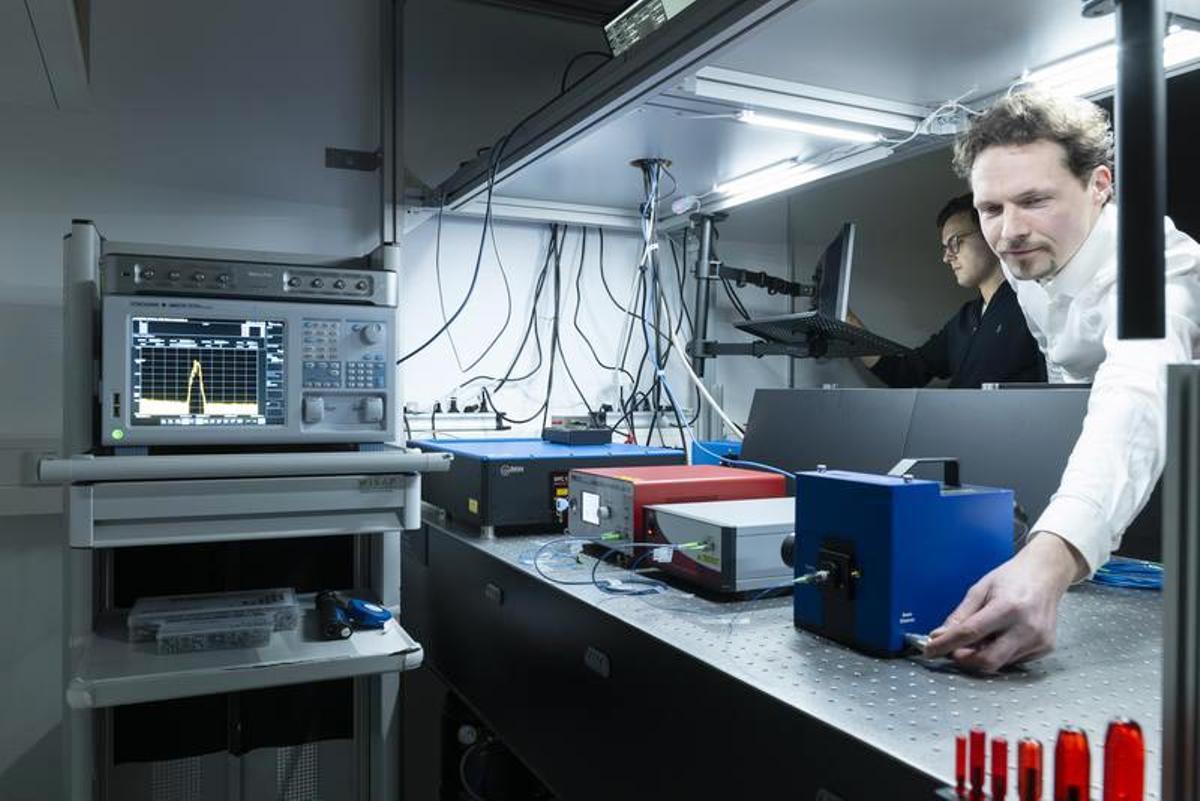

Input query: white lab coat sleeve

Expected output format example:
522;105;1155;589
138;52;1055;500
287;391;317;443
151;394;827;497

1033;266;1200;574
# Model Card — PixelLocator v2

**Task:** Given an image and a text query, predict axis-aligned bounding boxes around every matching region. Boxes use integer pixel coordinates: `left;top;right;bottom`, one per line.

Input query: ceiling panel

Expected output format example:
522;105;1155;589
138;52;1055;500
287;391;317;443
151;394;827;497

494;100;839;207
713;0;1116;105
446;0;1144;225
0;1;56;109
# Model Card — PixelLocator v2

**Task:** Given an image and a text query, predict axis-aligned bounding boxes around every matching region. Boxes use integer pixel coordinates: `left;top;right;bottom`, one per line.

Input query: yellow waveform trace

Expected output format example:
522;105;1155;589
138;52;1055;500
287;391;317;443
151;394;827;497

139;358;258;416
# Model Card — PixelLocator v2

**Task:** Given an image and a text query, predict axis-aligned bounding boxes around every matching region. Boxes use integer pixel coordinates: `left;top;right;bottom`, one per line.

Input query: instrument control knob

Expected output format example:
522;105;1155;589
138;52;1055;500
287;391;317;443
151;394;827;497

303;396;325;424
361;397;384;423
360;323;385;345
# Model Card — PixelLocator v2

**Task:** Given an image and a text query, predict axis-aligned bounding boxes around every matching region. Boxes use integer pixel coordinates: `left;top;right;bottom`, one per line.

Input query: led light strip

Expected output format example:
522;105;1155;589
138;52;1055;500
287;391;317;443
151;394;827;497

710;145;894;210
736;110;882;143
1025;24;1200;97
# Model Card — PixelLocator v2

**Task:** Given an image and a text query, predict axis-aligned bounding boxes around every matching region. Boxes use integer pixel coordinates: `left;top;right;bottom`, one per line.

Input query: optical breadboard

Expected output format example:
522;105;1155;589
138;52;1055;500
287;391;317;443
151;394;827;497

567;464;788;542
410;439;685;533
644;496;796;593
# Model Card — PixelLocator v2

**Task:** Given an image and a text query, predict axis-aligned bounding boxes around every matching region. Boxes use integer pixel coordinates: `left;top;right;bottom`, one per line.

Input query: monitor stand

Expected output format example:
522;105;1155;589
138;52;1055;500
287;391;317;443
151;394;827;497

735;311;910;359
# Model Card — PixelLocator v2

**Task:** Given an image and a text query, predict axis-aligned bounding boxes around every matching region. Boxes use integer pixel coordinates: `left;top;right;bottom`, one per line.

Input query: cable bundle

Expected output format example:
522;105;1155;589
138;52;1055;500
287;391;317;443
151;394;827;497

1089;557;1163;590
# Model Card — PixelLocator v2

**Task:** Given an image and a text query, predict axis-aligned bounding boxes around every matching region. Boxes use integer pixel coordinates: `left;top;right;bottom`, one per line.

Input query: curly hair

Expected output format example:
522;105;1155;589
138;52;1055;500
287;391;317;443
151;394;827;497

952;90;1114;184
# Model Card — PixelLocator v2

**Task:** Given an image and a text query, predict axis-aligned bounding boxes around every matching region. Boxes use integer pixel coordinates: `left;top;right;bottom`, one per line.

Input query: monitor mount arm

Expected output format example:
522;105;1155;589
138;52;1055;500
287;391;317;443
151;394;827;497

712;263;814;298
686;212;816;376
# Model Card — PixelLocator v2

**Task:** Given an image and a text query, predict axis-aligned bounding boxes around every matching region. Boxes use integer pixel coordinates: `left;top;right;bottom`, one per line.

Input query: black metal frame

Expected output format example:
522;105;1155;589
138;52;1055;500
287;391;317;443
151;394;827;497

402;520;946;801
690;339;814;358
433;0;803;209
685;212;817;375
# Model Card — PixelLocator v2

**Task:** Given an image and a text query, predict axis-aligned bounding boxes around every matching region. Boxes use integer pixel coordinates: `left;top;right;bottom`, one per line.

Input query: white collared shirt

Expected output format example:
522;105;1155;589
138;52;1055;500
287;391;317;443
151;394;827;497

1007;204;1200;574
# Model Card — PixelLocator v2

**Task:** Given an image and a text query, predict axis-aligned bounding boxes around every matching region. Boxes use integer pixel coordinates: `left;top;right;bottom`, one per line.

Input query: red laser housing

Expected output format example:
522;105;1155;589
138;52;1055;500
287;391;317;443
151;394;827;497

567;464;788;542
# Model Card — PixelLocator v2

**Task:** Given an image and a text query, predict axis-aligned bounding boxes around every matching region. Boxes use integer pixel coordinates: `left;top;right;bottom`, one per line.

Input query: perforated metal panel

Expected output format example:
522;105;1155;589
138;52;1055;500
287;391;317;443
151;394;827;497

149;758;204;801
276;743;320;801
487;534;1164;799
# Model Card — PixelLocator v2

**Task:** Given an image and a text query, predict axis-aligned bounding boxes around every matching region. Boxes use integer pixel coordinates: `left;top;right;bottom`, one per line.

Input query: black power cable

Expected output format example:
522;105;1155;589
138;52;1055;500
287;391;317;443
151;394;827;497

667;233;693;335
402;42;622;370
467;221;516;371
722;277;753;321
477;225;568;430
598;228;631;316
559;50;613;94
573;227;636;386
431;204;518;375
548;227;594;423
541;280;560;433
397;129;511;365
432;206;466;369
630;162;688;450
456;228;555;392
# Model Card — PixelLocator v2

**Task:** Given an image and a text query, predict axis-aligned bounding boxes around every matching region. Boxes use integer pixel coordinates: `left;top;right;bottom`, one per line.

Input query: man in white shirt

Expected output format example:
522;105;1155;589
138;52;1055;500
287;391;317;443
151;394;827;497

923;90;1200;672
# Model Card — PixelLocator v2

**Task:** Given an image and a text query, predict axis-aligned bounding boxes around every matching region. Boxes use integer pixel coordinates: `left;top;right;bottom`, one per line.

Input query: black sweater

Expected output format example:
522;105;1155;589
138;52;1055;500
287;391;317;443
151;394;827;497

870;282;1046;389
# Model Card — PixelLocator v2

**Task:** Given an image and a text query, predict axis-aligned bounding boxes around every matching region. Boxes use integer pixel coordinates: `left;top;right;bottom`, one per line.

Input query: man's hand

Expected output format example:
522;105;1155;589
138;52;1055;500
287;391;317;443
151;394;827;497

923;532;1087;672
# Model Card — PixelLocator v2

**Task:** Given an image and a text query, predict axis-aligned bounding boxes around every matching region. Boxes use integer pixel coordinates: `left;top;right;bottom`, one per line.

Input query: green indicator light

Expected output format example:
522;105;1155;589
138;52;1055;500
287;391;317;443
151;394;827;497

112;429;125;441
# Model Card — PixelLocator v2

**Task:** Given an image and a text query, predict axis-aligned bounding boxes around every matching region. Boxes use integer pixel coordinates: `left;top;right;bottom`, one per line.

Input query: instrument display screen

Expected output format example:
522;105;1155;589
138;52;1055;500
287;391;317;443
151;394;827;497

129;316;286;427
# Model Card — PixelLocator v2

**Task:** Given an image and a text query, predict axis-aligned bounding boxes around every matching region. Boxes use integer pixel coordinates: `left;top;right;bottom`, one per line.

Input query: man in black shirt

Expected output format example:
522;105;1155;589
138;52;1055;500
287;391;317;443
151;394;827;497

858;193;1045;388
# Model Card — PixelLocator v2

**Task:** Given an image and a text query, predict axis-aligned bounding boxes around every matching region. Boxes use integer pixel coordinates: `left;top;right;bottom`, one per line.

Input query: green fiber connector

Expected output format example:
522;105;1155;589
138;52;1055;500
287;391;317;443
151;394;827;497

600;532;624;541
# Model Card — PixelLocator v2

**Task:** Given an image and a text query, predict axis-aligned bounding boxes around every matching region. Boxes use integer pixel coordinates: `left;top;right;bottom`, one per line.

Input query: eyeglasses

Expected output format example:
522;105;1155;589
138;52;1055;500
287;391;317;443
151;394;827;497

942;229;981;256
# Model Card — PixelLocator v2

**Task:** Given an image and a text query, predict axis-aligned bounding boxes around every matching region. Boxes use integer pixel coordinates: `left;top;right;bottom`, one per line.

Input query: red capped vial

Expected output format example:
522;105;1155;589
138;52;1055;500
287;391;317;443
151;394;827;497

992;737;1009;800
956;733;968;796
1018;738;1044;801
970;727;987;795
1054;727;1090;801
1103;719;1144;801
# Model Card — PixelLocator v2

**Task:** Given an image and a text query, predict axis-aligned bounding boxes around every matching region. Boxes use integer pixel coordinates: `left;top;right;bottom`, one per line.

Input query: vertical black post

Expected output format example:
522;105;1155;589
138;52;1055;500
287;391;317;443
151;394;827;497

1114;0;1167;338
1164;365;1200;801
690;214;716;377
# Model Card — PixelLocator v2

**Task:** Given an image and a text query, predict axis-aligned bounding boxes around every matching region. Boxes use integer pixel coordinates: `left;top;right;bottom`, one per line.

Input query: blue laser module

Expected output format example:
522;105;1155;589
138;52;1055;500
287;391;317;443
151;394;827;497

789;460;1013;656
410;438;684;534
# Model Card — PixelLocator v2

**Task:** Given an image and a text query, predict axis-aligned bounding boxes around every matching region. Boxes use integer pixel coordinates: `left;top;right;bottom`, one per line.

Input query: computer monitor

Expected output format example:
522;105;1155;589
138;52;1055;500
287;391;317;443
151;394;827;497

733;220;906;358
811;222;855;322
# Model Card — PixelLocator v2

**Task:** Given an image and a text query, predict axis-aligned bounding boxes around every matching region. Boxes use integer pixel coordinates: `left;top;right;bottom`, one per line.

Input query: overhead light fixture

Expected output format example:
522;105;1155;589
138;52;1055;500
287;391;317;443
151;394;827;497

712;157;806;197
711;145;894;209
684;67;924;134
1025;23;1200;97
736;110;881;143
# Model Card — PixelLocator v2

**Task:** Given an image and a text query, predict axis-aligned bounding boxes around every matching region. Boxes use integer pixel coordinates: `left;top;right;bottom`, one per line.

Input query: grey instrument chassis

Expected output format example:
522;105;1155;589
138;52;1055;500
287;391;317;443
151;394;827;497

644;496;795;593
99;252;399;446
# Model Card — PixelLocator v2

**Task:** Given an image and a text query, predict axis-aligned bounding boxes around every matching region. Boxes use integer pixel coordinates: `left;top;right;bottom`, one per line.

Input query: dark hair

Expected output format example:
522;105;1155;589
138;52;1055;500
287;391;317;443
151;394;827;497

936;192;978;231
952;90;1114;183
